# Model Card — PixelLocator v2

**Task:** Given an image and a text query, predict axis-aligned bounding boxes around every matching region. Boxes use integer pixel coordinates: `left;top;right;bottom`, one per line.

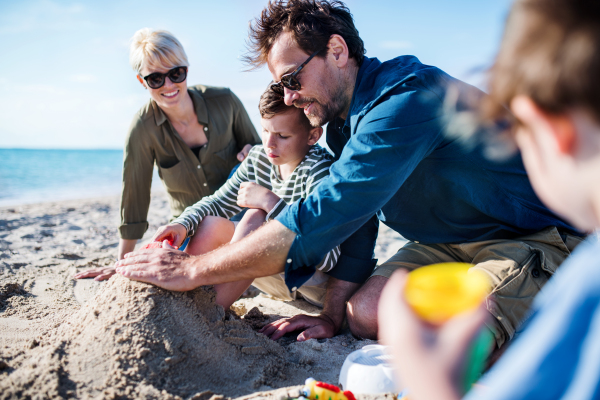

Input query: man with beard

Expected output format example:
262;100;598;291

115;0;583;353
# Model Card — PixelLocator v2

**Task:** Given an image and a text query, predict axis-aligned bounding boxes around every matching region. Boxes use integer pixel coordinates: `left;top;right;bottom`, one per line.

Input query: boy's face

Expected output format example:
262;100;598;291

260;110;314;169
511;96;599;231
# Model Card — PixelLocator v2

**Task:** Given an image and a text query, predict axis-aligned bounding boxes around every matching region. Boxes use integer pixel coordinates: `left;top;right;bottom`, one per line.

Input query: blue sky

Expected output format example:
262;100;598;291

0;0;512;149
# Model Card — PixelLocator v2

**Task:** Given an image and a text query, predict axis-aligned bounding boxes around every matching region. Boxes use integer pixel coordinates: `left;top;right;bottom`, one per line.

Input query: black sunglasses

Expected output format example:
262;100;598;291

141;66;188;89
270;50;320;95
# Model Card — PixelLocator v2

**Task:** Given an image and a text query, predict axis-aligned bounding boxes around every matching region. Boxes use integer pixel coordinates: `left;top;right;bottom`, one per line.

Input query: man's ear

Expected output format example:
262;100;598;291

136;74;147;89
307;126;324;146
327;34;349;68
510;95;577;154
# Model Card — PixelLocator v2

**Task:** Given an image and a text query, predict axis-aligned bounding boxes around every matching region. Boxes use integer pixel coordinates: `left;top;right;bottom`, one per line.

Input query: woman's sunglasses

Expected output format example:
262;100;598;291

141;66;188;89
270;50;320;95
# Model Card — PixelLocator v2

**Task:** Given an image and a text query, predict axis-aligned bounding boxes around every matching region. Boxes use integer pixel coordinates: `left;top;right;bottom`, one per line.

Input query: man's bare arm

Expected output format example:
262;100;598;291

115;220;295;291
260;277;361;341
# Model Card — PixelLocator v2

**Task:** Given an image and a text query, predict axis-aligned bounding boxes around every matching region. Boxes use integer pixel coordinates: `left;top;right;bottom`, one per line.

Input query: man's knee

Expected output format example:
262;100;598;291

346;275;389;340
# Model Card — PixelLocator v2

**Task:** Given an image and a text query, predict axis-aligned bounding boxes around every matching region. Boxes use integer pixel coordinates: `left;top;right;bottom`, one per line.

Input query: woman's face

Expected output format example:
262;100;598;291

138;64;188;110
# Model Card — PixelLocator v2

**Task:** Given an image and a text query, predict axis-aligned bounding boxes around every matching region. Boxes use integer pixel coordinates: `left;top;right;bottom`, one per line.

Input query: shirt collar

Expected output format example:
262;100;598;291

152;87;210;126
342;57;375;130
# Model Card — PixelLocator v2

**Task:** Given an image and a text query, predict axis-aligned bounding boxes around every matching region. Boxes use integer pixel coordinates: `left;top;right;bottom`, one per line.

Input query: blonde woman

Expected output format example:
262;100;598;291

75;28;259;281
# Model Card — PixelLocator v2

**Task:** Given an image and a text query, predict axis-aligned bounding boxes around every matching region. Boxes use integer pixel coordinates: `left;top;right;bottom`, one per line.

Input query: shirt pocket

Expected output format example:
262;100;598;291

158;160;190;194
211;140;238;174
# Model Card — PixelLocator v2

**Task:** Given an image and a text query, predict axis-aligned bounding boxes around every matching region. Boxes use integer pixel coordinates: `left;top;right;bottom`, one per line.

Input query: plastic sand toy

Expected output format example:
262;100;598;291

339;344;398;394
301;378;356;400
140;238;175;250
404;262;494;391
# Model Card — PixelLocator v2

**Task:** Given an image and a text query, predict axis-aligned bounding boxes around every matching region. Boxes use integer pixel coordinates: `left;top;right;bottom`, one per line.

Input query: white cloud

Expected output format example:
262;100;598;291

23;84;67;95
70;74;98;83
0;0;90;35
379;40;414;50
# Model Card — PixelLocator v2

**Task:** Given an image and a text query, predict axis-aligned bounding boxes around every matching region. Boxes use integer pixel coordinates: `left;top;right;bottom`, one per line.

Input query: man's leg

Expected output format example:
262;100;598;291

213;209;267;308
463;227;584;349
347;242;462;339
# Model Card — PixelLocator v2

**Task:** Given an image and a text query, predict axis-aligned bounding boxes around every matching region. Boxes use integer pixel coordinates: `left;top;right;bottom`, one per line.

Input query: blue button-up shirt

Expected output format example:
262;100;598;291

275;56;580;289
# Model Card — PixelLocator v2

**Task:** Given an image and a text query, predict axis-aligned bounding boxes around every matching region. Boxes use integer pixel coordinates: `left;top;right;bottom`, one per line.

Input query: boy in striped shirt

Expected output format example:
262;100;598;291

152;86;339;309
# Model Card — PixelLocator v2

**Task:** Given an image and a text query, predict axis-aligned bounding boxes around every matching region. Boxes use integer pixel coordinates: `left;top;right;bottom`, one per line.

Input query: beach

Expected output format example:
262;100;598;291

0;190;405;399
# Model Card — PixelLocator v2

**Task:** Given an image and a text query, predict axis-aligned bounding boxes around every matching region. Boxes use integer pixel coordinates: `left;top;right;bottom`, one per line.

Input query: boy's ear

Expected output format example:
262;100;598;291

307;126;324;146
511;96;577;154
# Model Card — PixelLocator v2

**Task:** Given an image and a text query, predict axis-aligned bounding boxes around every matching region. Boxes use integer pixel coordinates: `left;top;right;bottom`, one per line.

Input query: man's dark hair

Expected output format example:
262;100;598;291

259;85;312;128
484;0;600;123
243;0;365;69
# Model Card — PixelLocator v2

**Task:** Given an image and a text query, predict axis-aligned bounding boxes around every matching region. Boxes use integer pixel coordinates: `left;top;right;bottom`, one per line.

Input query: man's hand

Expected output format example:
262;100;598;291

115;241;199;291
378;270;488;400
152;223;187;248
237;144;253;162
73;266;116;281
237;182;281;212
117;220;295;295
260;314;336;341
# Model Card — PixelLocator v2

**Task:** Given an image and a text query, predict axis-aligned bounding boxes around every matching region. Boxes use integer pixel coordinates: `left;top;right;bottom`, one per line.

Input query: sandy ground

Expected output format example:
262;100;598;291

0;191;406;399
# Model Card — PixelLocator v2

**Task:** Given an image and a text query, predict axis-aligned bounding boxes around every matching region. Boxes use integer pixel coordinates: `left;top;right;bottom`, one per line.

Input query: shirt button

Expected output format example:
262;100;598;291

203;183;207;187
531;268;541;278
197;165;201;169
291;287;297;292
203;126;208;132
287;259;292;264
414;241;420;244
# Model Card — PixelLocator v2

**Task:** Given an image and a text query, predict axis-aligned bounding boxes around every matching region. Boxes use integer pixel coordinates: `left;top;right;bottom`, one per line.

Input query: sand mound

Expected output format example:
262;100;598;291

0;276;289;399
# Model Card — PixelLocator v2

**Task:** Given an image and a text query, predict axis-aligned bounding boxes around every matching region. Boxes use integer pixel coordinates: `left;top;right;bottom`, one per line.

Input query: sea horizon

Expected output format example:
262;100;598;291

0;148;163;207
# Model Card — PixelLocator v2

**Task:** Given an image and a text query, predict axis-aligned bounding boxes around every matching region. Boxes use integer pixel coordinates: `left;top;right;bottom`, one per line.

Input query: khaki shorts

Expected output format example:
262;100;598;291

373;227;583;348
252;270;329;308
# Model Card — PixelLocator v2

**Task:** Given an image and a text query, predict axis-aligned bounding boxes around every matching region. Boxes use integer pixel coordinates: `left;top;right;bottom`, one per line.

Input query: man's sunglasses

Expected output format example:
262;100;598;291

270;50;320;95
141;66;188;89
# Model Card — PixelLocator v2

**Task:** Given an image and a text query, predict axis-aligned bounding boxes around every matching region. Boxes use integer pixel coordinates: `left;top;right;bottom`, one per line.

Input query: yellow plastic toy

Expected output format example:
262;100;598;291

404;263;493;392
301;378;356;400
404;262;490;325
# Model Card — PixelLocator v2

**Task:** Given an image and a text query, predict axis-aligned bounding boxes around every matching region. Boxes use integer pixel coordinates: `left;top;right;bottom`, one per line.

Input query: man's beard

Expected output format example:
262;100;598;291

295;82;349;127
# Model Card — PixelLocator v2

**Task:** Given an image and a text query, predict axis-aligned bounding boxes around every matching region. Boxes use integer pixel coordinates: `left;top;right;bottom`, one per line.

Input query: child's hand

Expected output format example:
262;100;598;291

73;266;116;281
237;182;281;213
152;223;187;248
378;270;488;400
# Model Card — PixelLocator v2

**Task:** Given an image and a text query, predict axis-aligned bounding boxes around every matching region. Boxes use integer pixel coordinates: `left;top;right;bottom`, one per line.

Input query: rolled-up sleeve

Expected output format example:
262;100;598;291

119;117;154;240
275;88;444;289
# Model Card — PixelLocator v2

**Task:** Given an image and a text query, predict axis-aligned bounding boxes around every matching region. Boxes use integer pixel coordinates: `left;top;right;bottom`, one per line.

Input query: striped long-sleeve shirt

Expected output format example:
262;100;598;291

173;144;341;273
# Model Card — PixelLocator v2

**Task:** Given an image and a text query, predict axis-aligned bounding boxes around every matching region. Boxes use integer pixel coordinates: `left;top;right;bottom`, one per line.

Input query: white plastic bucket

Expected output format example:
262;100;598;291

339;344;400;394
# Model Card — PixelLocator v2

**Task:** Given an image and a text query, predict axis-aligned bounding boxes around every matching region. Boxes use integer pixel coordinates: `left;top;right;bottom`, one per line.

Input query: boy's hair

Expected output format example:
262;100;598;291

485;0;600;123
259;86;313;129
243;0;365;69
129;28;189;74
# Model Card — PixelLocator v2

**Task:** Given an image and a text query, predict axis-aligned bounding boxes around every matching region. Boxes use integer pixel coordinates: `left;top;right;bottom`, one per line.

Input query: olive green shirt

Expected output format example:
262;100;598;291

119;85;260;239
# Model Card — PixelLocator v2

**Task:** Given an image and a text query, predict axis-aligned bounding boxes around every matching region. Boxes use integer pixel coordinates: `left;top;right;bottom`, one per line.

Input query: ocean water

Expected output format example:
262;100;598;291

0;149;162;207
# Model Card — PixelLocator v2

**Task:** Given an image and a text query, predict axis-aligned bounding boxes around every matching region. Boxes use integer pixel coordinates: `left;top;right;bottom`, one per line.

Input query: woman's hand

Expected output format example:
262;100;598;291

237;182;281;213
378;270;488;400
152;223;187;248
73;266;117;281
237;144;253;162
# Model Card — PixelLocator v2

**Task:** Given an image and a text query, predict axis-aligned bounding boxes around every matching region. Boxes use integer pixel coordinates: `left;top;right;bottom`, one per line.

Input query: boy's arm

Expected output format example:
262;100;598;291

174;154;252;237
236;182;281;213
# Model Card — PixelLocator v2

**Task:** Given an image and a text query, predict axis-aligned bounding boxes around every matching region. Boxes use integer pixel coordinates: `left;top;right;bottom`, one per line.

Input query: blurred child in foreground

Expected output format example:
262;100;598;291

378;0;600;399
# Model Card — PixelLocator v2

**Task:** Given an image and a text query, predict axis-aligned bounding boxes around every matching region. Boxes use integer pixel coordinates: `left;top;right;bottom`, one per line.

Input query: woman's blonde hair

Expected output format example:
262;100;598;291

129;28;189;74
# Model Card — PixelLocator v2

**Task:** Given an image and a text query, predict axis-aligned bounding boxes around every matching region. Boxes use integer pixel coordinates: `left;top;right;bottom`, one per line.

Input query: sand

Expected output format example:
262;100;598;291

0;191;406;399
